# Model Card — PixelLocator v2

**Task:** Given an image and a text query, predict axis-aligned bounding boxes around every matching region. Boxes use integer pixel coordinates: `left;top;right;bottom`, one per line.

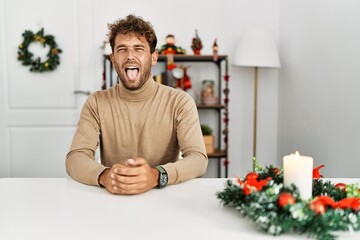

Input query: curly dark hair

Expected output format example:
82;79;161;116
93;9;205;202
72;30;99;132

107;14;157;54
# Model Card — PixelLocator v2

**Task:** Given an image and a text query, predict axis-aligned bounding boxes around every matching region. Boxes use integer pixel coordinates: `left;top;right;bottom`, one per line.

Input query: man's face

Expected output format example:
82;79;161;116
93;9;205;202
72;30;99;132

110;33;158;90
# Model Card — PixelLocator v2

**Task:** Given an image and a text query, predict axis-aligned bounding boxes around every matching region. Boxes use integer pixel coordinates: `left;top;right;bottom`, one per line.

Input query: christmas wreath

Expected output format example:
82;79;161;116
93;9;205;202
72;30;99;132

217;159;360;240
17;28;62;72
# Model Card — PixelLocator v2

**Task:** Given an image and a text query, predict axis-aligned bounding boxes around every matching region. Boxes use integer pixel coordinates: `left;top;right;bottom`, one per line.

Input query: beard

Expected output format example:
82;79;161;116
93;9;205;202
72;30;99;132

115;58;152;90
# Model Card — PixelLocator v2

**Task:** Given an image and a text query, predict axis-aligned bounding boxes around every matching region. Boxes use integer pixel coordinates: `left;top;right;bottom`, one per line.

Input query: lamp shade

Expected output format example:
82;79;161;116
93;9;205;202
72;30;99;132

233;28;281;68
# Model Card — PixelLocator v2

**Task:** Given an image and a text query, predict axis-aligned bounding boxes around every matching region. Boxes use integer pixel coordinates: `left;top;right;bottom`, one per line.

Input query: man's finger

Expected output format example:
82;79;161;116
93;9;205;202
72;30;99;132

126;157;146;167
114;166;138;176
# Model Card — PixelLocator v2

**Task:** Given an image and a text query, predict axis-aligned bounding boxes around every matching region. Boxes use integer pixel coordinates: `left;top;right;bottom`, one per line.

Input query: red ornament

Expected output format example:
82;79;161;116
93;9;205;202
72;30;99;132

336;197;360;211
183;80;191;90
312;165;325;179
245;172;259;180
247;177;271;192
193;49;201;55
315;196;336;208
223;88;229;95
351;198;360;211
311;199;326;214
314;195;360;212
223;159;229;167
270;167;281;175
222;128;229;134
236;176;243;186
278;193;295;208
334;183;347;191
175;66;192;91
237;175;271;195
167;63;177;71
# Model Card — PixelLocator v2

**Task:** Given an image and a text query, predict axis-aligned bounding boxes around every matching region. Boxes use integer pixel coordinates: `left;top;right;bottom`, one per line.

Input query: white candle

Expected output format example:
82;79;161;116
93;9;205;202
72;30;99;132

283;151;313;200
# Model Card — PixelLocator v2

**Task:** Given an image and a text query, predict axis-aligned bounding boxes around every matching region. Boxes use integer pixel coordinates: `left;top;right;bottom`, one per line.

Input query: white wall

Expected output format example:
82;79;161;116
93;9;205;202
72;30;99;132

278;0;360;177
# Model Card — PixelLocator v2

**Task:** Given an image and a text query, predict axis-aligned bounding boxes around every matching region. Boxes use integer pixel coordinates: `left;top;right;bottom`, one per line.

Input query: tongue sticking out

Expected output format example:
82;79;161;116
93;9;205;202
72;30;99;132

126;69;139;81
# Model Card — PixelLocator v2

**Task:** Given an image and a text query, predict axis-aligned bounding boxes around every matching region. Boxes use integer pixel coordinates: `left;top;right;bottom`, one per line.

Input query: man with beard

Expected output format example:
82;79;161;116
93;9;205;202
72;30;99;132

66;14;208;195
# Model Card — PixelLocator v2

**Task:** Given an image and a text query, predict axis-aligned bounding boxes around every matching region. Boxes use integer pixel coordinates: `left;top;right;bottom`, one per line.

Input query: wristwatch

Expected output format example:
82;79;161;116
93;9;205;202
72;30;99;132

156;166;168;189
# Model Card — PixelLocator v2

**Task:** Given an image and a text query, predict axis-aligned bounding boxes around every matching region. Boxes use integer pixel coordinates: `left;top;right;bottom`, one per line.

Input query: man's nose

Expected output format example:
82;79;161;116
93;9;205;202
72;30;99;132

126;48;135;60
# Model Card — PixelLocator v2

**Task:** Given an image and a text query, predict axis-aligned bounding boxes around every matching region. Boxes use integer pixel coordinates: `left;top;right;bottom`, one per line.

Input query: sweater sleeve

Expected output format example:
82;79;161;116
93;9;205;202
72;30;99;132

162;93;208;184
65;94;106;186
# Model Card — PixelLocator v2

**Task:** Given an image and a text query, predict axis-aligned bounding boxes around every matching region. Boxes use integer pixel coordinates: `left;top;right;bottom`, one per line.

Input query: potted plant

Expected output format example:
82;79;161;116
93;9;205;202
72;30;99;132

201;124;214;154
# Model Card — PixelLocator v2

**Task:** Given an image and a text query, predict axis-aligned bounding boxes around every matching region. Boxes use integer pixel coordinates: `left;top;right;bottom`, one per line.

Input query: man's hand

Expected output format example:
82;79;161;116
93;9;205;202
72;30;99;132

99;157;159;195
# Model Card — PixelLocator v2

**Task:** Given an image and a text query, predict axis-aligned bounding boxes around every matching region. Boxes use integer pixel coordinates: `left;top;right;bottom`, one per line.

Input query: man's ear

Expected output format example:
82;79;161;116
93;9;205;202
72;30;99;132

109;53;115;65
151;51;159;66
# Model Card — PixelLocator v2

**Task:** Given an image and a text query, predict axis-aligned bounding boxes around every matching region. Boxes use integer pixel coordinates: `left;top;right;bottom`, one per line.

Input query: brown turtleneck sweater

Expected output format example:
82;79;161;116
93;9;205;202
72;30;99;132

66;76;208;186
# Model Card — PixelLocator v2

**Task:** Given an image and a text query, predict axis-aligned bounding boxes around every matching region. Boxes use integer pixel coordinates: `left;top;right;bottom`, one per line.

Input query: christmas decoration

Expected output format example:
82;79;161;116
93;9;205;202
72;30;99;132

191;30;203;55
201;80;218;105
212;38;218;61
17;28;62;72
222;74;230;175
175;65;192;91
158;34;186;55
217;159;360;240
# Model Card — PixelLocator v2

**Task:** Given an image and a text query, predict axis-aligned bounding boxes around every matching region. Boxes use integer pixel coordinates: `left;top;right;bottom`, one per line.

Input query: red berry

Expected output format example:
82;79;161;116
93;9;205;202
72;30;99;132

278;193;295;207
335;183;346;191
271;168;280;175
311;200;326;214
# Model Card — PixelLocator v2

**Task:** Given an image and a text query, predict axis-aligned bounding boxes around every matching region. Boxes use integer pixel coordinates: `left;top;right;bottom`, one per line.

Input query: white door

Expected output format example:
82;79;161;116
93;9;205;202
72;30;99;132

0;0;96;177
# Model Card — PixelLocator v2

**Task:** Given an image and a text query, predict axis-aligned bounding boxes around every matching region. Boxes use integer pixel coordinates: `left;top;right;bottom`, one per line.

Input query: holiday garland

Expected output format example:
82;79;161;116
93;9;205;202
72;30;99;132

216;159;360;240
17;28;62;72
222;73;230;171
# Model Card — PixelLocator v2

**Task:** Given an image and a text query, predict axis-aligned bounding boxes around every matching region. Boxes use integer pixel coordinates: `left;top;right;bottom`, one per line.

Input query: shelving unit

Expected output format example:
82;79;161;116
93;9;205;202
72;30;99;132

102;54;229;177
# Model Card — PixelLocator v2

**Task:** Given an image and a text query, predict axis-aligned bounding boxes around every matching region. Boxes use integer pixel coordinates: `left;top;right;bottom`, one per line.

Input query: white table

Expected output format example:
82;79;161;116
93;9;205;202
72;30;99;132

0;178;359;240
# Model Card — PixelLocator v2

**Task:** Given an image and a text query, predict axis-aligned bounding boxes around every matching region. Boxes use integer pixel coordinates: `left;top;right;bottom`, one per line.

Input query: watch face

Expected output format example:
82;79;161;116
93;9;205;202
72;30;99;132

159;174;168;188
157;166;168;188
160;173;168;187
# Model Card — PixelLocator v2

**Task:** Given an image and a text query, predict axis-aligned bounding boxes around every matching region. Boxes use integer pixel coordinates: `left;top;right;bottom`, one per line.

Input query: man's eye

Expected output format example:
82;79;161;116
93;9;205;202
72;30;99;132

136;47;145;51
117;48;126;52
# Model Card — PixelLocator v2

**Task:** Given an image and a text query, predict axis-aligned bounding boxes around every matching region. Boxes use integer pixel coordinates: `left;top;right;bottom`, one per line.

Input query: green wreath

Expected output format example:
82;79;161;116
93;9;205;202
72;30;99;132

17;28;62;72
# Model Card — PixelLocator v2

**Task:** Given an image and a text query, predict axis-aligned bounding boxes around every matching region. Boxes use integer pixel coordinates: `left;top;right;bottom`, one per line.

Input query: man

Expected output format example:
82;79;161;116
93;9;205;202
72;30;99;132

66;14;208;195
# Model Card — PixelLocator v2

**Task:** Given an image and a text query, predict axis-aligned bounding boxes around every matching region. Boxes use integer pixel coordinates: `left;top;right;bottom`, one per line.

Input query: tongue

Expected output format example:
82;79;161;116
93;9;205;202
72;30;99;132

127;69;138;81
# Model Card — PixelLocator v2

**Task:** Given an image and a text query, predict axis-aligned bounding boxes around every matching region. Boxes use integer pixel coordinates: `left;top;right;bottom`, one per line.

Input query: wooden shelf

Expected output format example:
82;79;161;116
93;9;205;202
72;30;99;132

104;54;228;63
207;149;227;158
158;54;227;63
197;104;225;109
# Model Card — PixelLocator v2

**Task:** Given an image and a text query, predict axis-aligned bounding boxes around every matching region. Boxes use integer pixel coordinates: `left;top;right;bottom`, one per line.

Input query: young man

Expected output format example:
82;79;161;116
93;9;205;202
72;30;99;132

66;14;208;195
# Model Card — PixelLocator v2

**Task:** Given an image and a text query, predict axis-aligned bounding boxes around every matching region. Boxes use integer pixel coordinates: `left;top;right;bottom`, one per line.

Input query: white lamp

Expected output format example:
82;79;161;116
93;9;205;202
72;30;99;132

233;28;281;168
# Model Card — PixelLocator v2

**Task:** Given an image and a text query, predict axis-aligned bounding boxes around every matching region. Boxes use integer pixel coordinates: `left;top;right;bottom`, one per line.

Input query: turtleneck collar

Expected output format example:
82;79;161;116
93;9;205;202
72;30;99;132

117;74;157;102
